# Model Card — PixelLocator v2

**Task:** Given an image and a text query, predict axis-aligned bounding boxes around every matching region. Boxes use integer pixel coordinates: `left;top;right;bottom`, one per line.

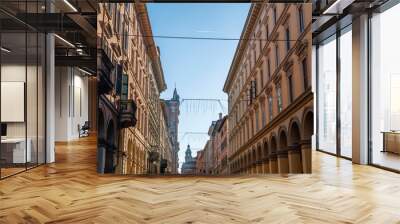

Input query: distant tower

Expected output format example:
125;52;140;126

181;144;196;174
164;87;180;173
185;145;192;162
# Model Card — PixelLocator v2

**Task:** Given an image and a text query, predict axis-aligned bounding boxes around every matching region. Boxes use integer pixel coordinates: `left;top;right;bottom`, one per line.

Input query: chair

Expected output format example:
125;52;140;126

79;121;90;138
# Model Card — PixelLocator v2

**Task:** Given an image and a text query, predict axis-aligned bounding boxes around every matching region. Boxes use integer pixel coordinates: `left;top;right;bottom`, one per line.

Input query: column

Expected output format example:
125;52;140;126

97;139;106;173
277;150;289;173
301;139;312;173
288;144;302;173
46;31;55;163
352;14;369;164
269;153;278;173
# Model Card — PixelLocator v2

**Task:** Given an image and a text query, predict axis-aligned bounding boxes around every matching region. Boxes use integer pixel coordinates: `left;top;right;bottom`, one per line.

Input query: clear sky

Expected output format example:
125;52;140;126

147;3;250;171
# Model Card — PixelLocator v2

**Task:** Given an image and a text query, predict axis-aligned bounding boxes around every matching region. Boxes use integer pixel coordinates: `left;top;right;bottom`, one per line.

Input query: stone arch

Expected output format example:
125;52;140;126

244;152;248;169
247;151;251;169
263;139;269;159
269;134;278;173
278;127;288;152
257;144;262;162
302;109;314;141
256;143;263;173
278;127;289;173
252;147;257;165
288;118;301;146
288;119;303;173
269;134;278;155
243;155;247;170
98;109;105;140
301;108;313;173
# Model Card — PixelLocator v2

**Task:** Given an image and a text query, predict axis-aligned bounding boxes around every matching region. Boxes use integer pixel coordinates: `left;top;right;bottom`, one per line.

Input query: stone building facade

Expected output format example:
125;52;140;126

97;3;172;174
199;114;228;175
162;88;180;174
223;3;313;174
214;115;229;174
160;101;173;174
196;150;205;174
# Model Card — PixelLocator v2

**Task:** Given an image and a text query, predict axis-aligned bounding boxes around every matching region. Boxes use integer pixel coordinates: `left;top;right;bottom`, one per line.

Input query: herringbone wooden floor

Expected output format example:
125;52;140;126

1;136;400;224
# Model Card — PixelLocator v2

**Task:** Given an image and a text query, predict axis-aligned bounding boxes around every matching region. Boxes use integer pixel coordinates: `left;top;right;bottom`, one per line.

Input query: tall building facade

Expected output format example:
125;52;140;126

196;150;206;174
223;3;313;174
97;3;172;174
199;113;228;175
163;88;180;174
214;115;229;174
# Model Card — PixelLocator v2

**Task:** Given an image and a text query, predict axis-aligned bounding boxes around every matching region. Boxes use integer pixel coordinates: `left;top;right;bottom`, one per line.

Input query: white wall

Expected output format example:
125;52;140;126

1;63;46;164
1;65;36;138
54;67;89;141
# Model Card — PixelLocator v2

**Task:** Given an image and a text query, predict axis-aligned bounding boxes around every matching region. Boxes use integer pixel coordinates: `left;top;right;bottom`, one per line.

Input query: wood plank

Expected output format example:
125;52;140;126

0;135;400;223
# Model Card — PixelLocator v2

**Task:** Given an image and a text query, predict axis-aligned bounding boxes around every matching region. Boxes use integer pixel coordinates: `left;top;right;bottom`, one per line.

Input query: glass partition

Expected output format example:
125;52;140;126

371;3;400;171
1;31;28;177
0;1;46;179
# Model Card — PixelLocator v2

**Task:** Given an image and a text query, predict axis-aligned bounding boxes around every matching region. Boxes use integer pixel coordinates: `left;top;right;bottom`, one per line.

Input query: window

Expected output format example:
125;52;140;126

317;35;337;155
121;74;129;100
273;7;277;24
267;58;271;79
262;100;266;127
268;95;273;121
275;44;279;68
370;6;400;170
299;7;305;33
285;28;290;52
122;25;129;51
114;5;120;34
288;72;294;103
252;48;256;68
255;108;259;132
339;28;352;159
302;58;308;90
251;80;257;100
276;85;283;112
260;67;264;88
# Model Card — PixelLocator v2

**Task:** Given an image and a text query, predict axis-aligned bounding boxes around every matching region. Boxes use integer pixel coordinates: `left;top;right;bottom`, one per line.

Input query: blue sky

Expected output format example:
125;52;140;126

147;3;250;171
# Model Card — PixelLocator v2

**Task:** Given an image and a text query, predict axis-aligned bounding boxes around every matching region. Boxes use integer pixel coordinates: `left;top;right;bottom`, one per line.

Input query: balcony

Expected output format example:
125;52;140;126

119;99;137;128
97;48;114;95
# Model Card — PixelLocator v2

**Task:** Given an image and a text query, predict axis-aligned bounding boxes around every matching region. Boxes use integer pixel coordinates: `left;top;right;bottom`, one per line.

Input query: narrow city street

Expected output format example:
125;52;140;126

1;136;400;223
